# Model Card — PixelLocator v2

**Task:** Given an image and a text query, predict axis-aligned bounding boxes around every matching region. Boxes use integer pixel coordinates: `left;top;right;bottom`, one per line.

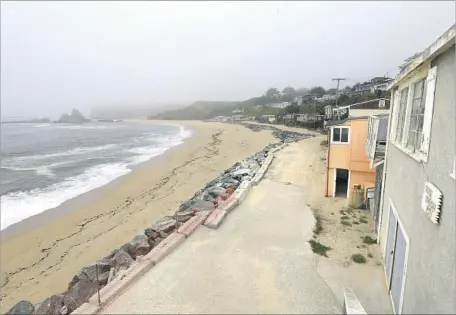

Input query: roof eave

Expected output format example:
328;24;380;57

388;24;455;91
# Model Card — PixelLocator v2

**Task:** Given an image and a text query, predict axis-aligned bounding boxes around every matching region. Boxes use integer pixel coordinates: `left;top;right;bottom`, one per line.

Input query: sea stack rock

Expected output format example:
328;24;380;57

57;109;90;123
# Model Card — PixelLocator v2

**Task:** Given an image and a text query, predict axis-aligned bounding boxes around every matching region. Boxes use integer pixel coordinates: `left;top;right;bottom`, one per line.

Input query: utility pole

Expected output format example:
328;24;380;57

332;77;347;107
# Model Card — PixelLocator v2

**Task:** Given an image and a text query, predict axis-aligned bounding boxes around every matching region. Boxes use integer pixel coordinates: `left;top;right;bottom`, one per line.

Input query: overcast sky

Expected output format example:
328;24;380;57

1;1;455;118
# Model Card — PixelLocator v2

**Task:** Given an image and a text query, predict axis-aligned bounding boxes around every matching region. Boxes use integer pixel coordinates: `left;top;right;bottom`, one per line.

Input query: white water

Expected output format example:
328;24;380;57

1;125;192;230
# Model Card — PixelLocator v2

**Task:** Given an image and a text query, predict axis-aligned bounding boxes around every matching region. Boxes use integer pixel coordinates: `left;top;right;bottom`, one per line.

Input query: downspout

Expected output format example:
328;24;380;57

377;88;396;245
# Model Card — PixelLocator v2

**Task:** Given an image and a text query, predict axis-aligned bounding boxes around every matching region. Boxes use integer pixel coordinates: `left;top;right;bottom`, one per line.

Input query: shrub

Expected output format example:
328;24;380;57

363;236;377;245
308;240;331;257
351;254;367;264
313;214;323;236
341;220;352;226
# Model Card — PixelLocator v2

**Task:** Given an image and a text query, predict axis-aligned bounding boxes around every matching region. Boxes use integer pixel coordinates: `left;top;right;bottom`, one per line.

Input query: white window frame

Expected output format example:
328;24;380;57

390;66;437;163
392;87;411;144
331;126;350;144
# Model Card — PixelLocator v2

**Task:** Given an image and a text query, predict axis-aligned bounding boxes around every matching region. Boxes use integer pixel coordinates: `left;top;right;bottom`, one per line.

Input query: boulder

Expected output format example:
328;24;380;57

206;186;226;198
119;242;133;257
144;229;159;239
231;168;251;179
33;294;64;315
79;259;112;284
175;210;194;223
242;175;252;182
59;306;68;315
178;199;193;212
201;191;214;202
63;279;97;313
6;301;34;315
188;200;215;213
148;217;177;233
112;249;134;273
67;275;79;291
129;234;151;259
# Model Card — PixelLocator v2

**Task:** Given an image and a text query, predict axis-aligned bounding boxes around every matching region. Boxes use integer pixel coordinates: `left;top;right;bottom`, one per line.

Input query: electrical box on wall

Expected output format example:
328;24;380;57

421;182;443;224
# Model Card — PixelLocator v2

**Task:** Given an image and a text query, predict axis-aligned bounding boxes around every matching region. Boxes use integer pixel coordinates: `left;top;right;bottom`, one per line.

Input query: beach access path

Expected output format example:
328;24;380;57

101;134;340;314
101;132;392;314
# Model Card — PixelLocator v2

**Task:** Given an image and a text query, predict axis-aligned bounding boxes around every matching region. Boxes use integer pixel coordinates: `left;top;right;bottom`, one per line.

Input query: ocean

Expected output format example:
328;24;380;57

0;122;191;230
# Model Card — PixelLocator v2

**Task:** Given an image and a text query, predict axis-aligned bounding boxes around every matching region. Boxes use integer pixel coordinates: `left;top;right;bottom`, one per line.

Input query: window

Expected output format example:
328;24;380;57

391;66;437;162
406;79;427;152
395;87;409;143
332;127;349;143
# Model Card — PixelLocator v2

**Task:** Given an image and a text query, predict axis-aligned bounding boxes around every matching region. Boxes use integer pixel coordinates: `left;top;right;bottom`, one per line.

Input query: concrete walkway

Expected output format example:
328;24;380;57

101;136;392;314
102;141;341;314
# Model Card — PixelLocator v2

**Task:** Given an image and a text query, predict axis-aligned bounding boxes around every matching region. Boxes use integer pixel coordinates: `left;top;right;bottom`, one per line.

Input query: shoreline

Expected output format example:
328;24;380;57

0;120;193;241
0;120;279;312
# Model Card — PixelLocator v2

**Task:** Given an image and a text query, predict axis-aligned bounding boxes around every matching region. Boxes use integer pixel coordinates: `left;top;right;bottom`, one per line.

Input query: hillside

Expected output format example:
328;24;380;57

150;95;285;120
150;101;239;120
149;83;385;121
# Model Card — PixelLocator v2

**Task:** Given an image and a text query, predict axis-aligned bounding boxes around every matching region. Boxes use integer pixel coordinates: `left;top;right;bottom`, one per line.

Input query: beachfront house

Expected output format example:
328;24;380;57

258;114;276;124
231;115;249;121
325;116;376;199
377;25;455;314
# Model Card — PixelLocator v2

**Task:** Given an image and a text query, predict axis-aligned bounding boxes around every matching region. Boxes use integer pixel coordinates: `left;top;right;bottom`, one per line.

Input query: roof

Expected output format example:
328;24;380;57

389;24;455;90
336;98;390;110
325;116;369;127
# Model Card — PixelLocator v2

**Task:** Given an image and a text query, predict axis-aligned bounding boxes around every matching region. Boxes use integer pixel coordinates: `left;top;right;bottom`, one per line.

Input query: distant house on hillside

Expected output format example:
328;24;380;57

232;108;244;114
258;114;276;123
301;93;316;103
315;94;337;103
231;115;249;121
213;116;230;122
351;77;393;96
293;96;304;106
265;102;290;109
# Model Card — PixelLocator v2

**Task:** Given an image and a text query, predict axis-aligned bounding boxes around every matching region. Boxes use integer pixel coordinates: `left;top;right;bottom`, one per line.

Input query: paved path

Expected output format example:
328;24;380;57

102;138;341;314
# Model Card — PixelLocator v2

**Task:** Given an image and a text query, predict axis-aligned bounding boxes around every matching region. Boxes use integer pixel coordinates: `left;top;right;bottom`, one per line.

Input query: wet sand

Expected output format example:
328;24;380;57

0;120;276;312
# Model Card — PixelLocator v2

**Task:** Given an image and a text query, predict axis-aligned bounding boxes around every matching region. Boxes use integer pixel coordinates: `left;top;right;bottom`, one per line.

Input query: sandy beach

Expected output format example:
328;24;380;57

0;120;276;312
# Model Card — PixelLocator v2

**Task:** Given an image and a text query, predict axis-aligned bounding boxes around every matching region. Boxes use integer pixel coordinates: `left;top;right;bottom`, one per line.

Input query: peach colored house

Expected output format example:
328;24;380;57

325;116;375;198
